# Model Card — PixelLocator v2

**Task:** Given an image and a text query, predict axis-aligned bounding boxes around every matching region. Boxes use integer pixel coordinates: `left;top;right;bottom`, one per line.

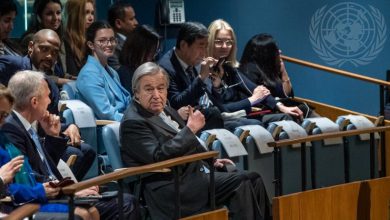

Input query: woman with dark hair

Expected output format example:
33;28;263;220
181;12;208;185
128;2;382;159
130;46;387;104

19;0;74;85
76;21;130;121
0;0;22;56
240;33;317;118
117;24;161;93
20;0;63;54
240;33;293;98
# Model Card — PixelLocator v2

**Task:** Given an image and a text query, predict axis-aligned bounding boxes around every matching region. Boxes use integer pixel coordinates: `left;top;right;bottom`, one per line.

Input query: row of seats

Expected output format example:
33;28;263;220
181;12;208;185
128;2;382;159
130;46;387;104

59;81;381;203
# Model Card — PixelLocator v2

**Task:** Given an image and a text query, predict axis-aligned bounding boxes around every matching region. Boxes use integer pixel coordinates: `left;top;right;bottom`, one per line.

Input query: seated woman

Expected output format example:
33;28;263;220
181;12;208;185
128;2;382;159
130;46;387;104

240;33;317;118
63;0;95;76
0;0;22;56
207;19;295;124
76;21;130;121
0;84;98;219
117;24;161;93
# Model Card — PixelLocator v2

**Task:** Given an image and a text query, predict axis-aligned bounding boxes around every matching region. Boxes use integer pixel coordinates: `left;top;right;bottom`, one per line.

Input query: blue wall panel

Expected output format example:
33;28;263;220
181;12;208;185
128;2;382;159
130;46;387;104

13;0;387;115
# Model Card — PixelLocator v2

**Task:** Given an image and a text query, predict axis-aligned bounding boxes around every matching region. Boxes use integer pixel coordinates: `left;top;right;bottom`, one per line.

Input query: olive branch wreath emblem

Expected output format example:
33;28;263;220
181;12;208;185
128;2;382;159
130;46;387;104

309;4;387;67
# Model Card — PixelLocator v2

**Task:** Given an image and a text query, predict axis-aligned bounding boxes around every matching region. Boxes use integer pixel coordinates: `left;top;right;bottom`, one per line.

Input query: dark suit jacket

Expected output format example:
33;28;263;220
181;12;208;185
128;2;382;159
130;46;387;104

117;64;135;94
0;55;60;115
220;64;277;112
240;62;294;99
1;112;68;181
158;49;227;111
120;100;210;219
107;33;125;70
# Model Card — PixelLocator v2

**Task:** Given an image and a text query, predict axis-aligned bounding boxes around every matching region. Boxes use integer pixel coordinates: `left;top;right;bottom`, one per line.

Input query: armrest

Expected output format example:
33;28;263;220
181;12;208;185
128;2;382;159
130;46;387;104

3;203;40;220
62;151;219;195
0;196;12;202
96;120;116;126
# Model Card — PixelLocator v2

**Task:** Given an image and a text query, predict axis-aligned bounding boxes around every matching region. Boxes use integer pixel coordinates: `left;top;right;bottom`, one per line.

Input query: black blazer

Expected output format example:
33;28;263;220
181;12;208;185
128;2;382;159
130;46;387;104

158;49;227;111
1;112;68;181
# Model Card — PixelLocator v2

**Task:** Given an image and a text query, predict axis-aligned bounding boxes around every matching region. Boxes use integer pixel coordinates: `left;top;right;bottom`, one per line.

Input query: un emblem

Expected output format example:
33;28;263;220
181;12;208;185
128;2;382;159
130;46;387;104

309;2;387;67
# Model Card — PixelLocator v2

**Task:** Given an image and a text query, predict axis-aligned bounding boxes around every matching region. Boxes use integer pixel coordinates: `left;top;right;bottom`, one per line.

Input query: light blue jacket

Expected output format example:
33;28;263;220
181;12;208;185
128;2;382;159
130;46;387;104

76;55;130;121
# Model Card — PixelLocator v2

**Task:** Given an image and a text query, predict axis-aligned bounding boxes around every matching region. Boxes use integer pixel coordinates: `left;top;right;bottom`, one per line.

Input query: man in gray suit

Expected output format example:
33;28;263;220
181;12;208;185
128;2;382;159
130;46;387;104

120;62;270;220
107;2;138;70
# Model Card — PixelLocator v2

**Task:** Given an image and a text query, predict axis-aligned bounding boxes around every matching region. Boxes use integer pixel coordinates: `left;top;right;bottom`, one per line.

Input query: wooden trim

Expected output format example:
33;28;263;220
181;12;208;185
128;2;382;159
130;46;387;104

179;208;228;220
62;151;219;194
281;55;390;87
95;120;116;126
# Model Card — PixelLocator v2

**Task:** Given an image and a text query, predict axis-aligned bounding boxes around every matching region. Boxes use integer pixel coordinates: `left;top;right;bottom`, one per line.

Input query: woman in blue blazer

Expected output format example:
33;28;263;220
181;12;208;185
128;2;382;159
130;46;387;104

77;21;130;121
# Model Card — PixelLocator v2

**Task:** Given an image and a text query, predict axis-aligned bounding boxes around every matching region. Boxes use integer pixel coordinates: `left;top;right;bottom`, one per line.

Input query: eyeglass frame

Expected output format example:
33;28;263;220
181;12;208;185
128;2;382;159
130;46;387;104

94;37;118;46
214;39;234;47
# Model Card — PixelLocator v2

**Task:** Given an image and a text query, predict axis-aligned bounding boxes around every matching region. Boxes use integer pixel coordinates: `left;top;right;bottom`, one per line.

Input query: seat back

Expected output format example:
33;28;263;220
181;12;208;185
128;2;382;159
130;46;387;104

268;121;312;196
302;118;345;188
234;125;274;202
200;129;247;170
336;115;379;181
61;100;99;179
101;122;123;170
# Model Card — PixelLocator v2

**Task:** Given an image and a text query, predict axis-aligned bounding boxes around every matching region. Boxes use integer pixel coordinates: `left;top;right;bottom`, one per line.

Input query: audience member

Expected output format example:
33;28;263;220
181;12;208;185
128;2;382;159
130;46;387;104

107;1;138;70
0;29;96;180
77;21;130;121
0;83;99;219
20;0;74;85
0;0;22;56
2;70;139;219
121;62;271;220
240;34;316;118
207;19;292;125
63;0;95;76
118;25;160;93
158;22;261;131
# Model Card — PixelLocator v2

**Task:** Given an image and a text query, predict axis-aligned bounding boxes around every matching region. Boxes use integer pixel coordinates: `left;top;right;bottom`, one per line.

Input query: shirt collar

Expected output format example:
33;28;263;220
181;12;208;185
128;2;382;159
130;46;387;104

13;110;35;132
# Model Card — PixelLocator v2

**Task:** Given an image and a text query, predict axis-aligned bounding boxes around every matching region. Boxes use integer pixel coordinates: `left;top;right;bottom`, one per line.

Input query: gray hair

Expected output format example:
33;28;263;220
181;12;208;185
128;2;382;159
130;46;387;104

8;70;46;110
132;62;169;94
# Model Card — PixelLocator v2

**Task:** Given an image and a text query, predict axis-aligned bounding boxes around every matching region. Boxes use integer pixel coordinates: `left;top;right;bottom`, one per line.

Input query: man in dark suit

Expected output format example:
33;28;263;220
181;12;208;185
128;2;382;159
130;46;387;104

2;70;140;219
107;2;138;70
0;29;95;180
121;62;270;220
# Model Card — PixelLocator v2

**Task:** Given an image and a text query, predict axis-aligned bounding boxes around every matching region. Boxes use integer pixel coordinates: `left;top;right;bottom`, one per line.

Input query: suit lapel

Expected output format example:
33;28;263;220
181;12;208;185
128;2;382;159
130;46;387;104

170;52;191;86
9;112;50;177
134;102;180;134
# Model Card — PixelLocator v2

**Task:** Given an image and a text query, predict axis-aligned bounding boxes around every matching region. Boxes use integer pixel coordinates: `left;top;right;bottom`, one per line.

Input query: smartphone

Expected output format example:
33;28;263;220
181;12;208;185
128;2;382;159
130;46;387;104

212;57;226;73
49;177;75;188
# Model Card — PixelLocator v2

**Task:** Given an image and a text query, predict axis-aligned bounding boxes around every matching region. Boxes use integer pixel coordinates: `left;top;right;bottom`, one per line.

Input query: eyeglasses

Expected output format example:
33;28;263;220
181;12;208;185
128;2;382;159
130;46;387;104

214;39;234;47
95;38;117;46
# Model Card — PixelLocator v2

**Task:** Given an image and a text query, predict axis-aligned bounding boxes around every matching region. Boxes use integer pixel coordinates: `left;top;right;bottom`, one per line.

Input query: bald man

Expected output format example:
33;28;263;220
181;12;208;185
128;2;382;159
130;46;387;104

0;29;96;181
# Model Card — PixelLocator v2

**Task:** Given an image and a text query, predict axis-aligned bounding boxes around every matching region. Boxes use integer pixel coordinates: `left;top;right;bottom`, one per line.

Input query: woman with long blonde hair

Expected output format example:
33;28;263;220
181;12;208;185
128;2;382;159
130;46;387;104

63;0;95;76
207;19;296;124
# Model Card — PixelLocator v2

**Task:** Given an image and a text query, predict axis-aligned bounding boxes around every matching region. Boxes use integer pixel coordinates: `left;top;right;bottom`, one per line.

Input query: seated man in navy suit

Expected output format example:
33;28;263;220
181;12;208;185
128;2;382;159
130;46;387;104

2;70;139;219
0;29;95;180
